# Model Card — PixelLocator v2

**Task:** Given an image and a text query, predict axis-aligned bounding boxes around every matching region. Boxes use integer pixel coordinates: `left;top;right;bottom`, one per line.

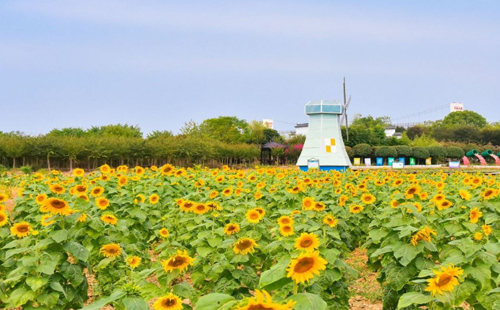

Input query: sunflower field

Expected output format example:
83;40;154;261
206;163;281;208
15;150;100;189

1;165;500;310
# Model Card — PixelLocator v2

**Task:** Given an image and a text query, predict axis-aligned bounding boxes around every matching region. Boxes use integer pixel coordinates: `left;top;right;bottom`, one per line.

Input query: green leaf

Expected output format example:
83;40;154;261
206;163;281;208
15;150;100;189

370;245;393;258
50;229;69;243
397;292;434;309
194;293;237;310
453;280;476;304
26;276;49;291
197;247;213;258
286;293;327;310
8;287;36;306
122;297;148;310
37;292;60;307
49;282;66;298
259;261;292;290
36;256;59;275
63;241;90;262
80;290;126;310
394;244;419;266
386;263;416;291
173;282;196;299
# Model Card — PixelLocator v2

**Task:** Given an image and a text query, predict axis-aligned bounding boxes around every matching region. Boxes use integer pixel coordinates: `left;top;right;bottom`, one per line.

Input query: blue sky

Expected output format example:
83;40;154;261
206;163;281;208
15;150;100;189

1;0;499;135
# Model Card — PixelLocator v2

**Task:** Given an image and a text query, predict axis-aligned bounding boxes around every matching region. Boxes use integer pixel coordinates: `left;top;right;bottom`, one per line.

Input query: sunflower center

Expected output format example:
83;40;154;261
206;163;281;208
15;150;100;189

168;257;187;267
247;304;274;310
294;257;315;273
300;238;313;247
162;298;176;306
236;240;252;250
283;226;292;232
436;274;452;286
51;200;66;209
107;248;119;254
250;213;259;219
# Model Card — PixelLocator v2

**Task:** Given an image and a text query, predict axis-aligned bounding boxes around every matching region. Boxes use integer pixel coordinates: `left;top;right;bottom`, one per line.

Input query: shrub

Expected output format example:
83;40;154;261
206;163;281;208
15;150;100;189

375;146;397;158
395;145;412;157
20;166;33;174
426;146;447;163
352;144;372;157
412;147;430;159
446;147;465;159
345;146;354;158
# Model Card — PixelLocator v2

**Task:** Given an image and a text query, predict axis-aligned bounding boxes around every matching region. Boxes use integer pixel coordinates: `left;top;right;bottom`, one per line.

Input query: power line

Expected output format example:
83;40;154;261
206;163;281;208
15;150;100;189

391;104;448;122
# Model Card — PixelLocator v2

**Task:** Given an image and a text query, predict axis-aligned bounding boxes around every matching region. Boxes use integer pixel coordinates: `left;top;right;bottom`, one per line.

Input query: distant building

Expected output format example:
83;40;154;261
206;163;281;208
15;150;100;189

450;102;464;113
294;123;308;136
262;119;274;129
385;126;402;139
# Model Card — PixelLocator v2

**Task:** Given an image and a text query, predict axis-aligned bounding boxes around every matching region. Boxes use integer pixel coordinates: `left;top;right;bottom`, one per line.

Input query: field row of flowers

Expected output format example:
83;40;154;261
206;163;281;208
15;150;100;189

0;165;500;309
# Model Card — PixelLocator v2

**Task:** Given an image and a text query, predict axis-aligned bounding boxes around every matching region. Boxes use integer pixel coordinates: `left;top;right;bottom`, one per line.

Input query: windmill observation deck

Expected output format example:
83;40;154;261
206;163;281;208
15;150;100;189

305;100;343;115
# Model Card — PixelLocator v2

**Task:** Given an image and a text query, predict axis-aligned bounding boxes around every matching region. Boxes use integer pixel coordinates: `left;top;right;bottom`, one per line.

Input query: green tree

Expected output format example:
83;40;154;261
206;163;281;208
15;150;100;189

47;127;87;137
352;144;372;158
0;135;27;168
442;111;487;128
199;116;249;144
147;130;173;140
88;124;143;138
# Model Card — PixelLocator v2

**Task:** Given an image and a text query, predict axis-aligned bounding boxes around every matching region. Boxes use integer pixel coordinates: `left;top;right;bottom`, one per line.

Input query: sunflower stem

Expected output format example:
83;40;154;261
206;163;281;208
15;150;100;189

293;282;298;295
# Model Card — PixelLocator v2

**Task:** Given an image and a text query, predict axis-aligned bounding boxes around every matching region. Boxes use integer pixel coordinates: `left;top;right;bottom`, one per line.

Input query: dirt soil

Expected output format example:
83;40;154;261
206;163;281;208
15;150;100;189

346;248;383;310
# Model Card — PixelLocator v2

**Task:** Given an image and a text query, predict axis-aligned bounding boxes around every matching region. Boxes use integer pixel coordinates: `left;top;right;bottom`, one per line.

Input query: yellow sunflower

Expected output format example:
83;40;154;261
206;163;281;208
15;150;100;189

90;186;104;197
73;168;85;177
153;293;183;310
233;238;259;255
246;209;262;224
96;197;110;210
349;204;364;214
286;251;327;284
313;202;326;212
11;222;32;238
45;198;71;215
41;214;55;227
206;201;221;211
223;223;240;235
222;187;233;197
459;189;471;201
180;200;194;213
482;225;492;236
118;176;128;186
192;203;209;215
482;188;497;200
237;290;296;310
209;190;219;199
470;207;482;224
35;193;47;205
294;233;320;252
149;194;160;204
323;214;338;227
100;164;111;174
279;224;294;237
101;214;118;225
161;250;195;273
277;216;293;226
100;243;122;258
49;184;65;194
474;232;483;241
160;228;170;238
126;256;141;269
302;197;315;210
436;200;452;211
361;194;376;204
425;264;463;296
160;164;175;176
77;213;87;222
0;211;8;226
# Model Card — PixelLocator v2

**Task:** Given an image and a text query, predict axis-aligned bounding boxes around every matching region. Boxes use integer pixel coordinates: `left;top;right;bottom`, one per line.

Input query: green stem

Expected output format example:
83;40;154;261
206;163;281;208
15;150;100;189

293;282;298;295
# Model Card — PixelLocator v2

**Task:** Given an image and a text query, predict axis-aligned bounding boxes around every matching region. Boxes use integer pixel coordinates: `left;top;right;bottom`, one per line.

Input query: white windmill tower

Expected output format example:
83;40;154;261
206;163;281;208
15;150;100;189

296;79;352;171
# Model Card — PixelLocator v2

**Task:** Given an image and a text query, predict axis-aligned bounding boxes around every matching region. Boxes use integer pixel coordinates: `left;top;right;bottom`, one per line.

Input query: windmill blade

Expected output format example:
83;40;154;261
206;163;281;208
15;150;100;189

345;95;351;109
